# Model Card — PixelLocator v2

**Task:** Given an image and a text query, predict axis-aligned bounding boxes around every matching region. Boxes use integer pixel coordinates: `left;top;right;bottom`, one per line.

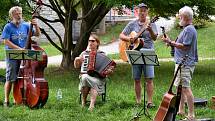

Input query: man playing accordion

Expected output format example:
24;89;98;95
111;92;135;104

74;34;115;111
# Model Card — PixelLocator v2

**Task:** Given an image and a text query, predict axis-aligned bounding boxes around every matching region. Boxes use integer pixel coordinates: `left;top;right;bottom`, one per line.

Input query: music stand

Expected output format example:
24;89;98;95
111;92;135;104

126;49;159;120
6;49;43;104
6;49;43;61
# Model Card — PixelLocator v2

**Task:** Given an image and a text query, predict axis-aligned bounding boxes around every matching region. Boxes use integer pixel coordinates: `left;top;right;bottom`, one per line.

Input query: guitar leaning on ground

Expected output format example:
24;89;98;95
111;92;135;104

153;56;188;121
119;16;159;62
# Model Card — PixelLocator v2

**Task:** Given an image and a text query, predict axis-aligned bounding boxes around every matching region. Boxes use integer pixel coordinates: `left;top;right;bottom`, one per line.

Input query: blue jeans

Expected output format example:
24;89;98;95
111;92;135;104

132;65;154;80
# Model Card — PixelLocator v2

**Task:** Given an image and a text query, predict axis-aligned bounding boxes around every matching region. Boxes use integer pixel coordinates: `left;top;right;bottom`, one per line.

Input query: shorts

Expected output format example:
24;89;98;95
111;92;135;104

132;65;154;80
6;60;20;82
79;74;105;95
174;64;195;88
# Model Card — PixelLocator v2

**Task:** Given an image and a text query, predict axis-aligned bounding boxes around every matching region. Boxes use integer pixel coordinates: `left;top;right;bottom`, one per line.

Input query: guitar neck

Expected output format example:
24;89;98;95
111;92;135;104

138;29;145;38
25;23;33;49
168;63;182;93
136;24;148;39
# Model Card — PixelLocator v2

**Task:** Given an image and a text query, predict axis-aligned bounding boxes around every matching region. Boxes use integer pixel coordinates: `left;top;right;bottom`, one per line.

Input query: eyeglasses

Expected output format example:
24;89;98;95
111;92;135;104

88;40;96;42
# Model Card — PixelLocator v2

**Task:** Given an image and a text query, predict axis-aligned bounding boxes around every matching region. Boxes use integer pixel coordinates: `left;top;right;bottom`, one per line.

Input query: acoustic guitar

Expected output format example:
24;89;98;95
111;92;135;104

154;57;187;121
119;16;159;62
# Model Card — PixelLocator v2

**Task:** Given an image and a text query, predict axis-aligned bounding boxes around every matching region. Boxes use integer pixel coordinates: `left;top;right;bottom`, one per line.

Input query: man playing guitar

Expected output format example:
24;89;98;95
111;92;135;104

162;6;198;121
119;3;158;108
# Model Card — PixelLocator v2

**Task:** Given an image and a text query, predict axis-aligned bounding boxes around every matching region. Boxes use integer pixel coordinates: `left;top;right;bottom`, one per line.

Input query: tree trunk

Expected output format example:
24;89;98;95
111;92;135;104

61;50;72;69
71;20;90;61
60;12;74;69
98;18;106;35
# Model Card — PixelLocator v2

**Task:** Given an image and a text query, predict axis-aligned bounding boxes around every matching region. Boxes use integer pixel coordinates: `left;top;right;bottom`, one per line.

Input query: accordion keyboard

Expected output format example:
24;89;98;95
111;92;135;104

80;55;89;73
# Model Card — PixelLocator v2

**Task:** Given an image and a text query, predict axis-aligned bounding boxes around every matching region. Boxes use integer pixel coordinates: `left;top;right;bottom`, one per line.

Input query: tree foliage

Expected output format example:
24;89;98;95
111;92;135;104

0;0;31;32
125;0;215;19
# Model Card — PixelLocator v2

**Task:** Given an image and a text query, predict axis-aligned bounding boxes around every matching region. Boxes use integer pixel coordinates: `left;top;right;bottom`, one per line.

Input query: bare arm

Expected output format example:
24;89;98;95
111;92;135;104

4;39;23;49
32;19;41;37
74;56;83;68
119;33;131;42
162;35;190;50
147;24;157;41
169;41;190;50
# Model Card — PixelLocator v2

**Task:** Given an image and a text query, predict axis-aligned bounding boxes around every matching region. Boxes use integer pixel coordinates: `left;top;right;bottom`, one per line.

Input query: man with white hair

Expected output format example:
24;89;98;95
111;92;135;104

162;6;198;120
1;6;41;107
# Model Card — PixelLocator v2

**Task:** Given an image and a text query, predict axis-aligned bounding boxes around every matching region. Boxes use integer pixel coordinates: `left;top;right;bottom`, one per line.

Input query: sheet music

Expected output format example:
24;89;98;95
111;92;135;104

125;49;159;66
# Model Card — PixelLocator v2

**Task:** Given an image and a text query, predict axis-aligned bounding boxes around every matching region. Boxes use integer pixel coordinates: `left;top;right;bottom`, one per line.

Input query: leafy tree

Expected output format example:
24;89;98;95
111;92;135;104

140;0;215;19
24;0;124;70
0;0;30;32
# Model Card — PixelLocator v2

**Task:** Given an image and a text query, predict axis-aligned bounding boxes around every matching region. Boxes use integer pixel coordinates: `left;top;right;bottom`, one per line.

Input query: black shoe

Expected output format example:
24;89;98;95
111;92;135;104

147;103;155;109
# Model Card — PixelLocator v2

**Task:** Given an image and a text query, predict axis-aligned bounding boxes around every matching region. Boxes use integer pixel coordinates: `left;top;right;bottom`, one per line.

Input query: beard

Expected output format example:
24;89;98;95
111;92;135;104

12;18;22;25
179;19;186;27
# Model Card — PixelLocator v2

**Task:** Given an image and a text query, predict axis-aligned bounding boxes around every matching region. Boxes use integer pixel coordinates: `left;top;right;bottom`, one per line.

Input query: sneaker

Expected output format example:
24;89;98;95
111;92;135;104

3;102;9;107
146;103;155;109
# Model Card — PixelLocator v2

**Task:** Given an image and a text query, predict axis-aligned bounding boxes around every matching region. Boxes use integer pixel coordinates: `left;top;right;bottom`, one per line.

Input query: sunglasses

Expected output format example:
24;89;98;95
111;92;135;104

88;39;96;42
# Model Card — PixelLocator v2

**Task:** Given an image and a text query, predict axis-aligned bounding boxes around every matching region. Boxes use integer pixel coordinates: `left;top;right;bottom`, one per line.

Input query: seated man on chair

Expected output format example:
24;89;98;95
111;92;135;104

74;34;114;111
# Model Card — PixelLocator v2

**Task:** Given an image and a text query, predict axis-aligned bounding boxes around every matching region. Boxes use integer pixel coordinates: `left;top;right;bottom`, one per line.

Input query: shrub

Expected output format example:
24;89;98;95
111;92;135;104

173;17;210;29
192;17;210;29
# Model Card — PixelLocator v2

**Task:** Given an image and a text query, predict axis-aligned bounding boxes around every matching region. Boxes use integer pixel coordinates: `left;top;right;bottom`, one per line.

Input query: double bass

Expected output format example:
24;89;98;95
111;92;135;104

13;0;49;108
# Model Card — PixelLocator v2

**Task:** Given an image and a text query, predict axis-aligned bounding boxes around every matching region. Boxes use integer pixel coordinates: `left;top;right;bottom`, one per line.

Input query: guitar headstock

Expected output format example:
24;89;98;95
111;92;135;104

160;26;166;38
150;16;159;23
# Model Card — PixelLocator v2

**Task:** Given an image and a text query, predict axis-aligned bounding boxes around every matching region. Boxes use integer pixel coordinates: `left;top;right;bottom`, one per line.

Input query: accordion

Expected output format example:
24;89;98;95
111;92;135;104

80;51;116;78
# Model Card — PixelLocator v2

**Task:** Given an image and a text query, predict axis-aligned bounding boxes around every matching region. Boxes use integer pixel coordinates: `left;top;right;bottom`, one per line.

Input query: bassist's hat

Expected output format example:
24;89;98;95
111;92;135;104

137;3;148;9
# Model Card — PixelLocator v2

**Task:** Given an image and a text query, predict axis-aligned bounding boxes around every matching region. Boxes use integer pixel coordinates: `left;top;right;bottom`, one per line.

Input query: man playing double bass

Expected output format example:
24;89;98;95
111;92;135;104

162;6;198;120
2;6;41;107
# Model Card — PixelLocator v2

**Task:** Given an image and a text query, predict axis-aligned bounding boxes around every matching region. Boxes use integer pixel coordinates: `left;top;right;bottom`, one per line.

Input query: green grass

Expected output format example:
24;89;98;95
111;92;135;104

0;60;215;121
38;42;61;57
98;22;127;44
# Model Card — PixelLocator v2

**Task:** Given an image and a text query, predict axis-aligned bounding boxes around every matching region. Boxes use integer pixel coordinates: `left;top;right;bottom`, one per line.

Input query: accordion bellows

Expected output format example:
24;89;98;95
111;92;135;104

81;50;116;78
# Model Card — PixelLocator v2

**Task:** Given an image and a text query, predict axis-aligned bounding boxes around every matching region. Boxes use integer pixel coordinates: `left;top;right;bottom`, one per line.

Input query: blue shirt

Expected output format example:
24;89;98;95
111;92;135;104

2;21;31;49
174;25;198;66
122;19;158;49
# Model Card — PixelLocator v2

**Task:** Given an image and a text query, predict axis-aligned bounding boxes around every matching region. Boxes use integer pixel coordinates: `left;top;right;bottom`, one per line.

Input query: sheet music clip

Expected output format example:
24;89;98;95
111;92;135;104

126;48;159;66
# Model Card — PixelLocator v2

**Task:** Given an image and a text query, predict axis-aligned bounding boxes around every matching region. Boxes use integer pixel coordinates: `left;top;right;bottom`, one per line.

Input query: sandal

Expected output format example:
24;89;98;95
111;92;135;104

183;116;196;121
146;103;155;109
177;112;186;116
